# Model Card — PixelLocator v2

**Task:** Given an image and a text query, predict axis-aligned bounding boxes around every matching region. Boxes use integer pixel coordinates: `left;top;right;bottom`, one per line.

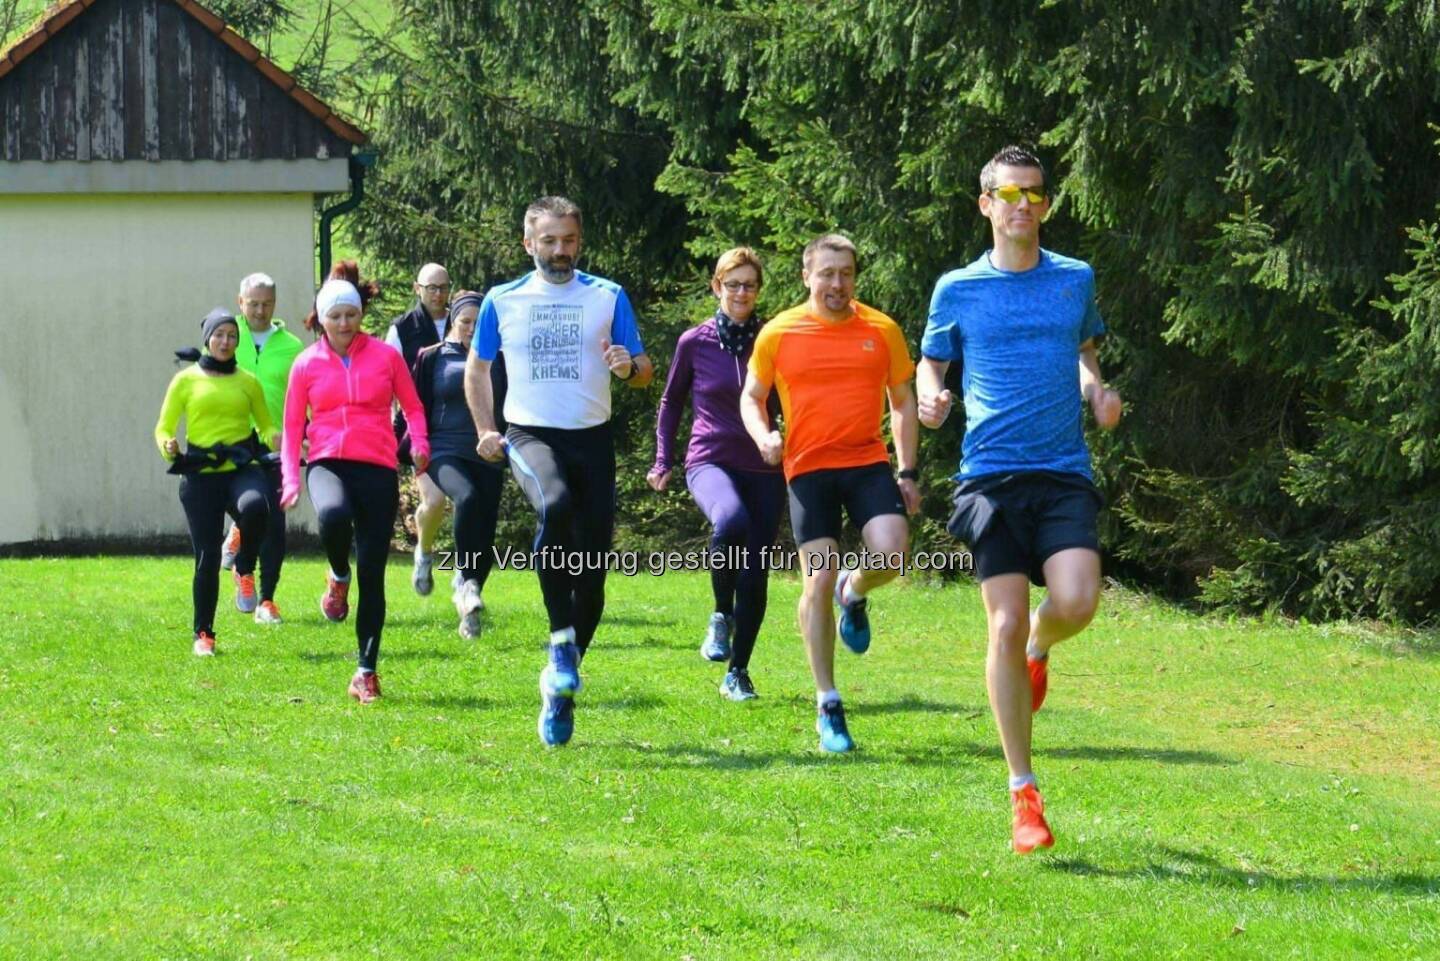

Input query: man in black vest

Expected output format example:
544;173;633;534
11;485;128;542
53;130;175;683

387;263;452;596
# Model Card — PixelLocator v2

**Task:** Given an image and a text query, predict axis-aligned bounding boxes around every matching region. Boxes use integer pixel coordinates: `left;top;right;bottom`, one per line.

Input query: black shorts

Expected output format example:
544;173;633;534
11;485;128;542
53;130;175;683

946;471;1102;585
788;462;905;545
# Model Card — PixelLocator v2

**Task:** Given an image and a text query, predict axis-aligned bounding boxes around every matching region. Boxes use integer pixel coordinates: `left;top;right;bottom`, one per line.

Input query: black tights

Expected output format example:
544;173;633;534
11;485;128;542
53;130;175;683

307;460;399;671
427;456;504;592
179;468;270;635
505;424;615;653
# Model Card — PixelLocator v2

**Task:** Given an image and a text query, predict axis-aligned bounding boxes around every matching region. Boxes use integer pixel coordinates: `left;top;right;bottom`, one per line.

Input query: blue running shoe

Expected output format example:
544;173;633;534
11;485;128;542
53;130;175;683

541;641;582;697
833;569;871;654
816;700;854;753
718;667;758;701
538;690;575;746
700;613;732;662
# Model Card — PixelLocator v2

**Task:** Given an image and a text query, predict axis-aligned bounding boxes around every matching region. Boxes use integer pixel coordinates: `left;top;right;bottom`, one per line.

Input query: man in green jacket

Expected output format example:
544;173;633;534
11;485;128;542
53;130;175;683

221;272;304;624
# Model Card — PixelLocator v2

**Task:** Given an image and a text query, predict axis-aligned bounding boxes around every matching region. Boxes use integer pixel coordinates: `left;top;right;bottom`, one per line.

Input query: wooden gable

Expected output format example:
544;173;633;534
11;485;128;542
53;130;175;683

0;0;365;163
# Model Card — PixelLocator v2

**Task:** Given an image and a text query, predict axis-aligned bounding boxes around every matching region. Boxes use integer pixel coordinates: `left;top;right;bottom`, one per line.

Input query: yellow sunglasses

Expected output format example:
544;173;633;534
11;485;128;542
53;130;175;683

989;184;1048;205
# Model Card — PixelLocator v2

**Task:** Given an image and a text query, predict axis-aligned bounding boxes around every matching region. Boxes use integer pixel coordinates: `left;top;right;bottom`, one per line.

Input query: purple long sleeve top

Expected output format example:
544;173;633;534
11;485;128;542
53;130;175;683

654;318;781;475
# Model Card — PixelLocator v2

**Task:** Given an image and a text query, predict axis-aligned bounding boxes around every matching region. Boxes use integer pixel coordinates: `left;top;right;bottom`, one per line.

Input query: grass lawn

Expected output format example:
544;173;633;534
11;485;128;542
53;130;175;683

1;557;1437;959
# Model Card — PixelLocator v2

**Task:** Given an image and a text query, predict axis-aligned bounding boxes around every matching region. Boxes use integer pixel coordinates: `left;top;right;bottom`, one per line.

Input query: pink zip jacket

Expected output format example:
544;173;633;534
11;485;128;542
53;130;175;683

281;332;430;503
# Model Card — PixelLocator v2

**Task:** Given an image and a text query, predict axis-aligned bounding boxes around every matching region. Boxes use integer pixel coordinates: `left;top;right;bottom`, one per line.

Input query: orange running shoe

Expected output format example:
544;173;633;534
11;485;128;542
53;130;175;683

193;631;217;657
233;570;258;614
348;670;381;704
1027;653;1049;713
320;575;350;622
255;600;283;625
1011;783;1055;854
220;523;242;571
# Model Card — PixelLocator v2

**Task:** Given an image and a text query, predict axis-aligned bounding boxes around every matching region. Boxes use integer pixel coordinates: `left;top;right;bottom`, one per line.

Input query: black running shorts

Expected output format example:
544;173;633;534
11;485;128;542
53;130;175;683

947;470;1102;585
788;462;905;545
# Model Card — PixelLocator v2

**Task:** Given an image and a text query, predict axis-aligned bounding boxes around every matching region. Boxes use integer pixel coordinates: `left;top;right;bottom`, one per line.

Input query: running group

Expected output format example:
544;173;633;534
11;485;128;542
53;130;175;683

154;146;1123;854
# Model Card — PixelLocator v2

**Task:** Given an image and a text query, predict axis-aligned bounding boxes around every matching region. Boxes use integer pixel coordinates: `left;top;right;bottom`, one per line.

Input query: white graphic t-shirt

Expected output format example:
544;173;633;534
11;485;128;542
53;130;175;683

473;270;644;429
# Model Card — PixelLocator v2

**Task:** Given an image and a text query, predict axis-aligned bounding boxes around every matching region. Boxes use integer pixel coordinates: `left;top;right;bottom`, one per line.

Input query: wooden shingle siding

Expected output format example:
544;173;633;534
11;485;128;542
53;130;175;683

0;0;355;162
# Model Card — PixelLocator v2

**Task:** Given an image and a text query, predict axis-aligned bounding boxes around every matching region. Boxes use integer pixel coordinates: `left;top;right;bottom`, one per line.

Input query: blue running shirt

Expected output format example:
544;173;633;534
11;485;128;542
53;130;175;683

921;249;1105;480
473;270;645;429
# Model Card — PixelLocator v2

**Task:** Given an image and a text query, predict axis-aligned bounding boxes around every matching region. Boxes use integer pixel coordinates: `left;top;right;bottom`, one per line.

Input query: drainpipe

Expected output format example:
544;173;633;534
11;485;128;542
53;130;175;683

318;149;377;283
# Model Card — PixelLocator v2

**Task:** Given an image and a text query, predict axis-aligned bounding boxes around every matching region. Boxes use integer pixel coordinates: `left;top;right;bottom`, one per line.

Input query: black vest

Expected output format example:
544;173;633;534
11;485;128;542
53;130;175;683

389;302;449;370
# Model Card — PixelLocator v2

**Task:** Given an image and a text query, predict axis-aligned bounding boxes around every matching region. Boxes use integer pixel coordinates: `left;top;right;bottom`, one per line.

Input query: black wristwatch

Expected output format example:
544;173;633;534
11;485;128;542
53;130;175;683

897;468;920;481
621;360;639;381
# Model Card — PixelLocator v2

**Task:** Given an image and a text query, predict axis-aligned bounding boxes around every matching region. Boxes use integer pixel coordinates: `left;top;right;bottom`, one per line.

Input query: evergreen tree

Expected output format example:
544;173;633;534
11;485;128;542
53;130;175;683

352;0;1440;620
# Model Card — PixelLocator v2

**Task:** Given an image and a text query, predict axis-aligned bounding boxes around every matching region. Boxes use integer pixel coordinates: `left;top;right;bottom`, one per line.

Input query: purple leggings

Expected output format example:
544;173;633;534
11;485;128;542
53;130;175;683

685;464;786;670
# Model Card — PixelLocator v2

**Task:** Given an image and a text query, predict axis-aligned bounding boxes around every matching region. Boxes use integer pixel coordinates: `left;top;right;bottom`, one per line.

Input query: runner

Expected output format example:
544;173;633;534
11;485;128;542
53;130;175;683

465;195;653;746
412;290;501;639
917;145;1122;853
741;234;920;752
218;272;304;625
649;247;786;700
386;263;452;598
155;308;276;656
280;264;431;703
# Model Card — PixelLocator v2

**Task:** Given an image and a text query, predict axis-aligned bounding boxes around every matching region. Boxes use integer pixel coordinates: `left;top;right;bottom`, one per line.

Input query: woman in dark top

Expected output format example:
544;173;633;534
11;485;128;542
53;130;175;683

649;248;786;700
413;290;503;639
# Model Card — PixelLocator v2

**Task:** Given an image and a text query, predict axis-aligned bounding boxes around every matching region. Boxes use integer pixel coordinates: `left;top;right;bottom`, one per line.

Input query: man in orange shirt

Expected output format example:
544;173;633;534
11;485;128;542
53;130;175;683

741;234;920;752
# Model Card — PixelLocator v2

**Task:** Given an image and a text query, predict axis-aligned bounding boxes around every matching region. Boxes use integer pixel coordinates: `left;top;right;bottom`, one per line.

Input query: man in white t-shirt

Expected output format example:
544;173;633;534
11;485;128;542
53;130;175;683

464;195;653;747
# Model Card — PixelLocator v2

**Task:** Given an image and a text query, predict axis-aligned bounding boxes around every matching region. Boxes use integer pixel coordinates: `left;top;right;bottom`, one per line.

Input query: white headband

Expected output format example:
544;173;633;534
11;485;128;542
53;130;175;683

316;279;362;320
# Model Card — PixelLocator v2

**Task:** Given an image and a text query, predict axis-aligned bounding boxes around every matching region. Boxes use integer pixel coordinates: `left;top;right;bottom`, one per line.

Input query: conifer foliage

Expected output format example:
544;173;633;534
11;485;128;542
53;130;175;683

350;0;1440;622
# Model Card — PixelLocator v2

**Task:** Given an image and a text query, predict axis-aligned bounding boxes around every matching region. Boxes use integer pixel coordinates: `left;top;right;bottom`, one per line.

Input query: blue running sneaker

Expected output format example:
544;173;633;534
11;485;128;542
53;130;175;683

541;641;582;698
700;613;732;662
718;667;758;701
538;689;575;746
833;570;871;654
816;700;854;752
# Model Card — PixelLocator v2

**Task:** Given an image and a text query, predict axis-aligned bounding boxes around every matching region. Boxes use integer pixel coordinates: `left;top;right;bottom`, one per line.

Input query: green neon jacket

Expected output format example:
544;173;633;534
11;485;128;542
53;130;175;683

236;319;305;434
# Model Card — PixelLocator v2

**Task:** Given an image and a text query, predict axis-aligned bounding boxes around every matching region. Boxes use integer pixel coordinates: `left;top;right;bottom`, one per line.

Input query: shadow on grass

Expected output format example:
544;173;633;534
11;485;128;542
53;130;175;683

1047;845;1438;896
297;649;460;664
592;734;987;769
602;614;672;629
586;693;669;712
948;741;1232;766
595;636;694;652
602;742;906;770
411;693;495;711
848;695;981;717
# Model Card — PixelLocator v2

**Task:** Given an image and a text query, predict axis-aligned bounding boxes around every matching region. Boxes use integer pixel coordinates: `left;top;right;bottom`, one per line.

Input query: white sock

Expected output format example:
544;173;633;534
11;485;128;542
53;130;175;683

1009;774;1036;791
842;571;866;605
1027;640;1048;661
817;689;841;709
550;626;576;647
329;569;351;583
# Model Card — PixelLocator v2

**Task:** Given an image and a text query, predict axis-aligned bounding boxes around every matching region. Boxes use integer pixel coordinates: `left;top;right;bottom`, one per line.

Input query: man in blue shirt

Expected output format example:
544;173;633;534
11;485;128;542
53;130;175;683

917;146;1122;855
464;195;653;748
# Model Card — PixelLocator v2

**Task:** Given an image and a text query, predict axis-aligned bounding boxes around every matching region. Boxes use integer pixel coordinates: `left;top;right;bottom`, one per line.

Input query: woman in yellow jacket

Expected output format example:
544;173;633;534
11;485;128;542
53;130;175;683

155;309;277;656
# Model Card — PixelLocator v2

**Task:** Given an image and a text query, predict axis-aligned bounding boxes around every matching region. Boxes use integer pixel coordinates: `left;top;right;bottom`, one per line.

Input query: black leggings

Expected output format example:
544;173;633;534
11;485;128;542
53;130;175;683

427;456;504;592
306;460;399;671
505;423;615;652
178;468;270;635
230;463;287;602
686;464;787;671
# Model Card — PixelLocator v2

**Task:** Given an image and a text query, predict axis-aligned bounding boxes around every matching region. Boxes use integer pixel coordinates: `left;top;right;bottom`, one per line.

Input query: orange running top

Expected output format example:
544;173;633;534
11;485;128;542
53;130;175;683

748;300;914;480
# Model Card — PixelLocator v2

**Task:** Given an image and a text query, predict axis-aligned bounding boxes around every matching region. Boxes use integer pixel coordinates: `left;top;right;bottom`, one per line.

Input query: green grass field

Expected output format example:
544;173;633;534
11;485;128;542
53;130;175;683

2;557;1437;959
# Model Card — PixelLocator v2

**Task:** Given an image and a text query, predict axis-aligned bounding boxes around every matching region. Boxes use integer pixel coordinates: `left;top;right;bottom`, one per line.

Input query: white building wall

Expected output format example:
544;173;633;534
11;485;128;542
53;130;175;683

0;192;319;543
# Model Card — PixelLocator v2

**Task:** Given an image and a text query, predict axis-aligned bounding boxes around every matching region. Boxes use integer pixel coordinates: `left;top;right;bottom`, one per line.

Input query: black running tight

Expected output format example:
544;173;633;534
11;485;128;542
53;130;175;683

178;468;269;635
306;460;399;671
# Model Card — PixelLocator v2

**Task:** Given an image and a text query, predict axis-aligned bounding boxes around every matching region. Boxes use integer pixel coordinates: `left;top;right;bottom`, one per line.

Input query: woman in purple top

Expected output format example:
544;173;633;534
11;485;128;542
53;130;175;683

649;248;786;701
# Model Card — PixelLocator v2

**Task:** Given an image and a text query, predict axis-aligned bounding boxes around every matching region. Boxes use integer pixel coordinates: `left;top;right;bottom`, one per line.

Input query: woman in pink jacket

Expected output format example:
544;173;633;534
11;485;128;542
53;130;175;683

281;267;430;703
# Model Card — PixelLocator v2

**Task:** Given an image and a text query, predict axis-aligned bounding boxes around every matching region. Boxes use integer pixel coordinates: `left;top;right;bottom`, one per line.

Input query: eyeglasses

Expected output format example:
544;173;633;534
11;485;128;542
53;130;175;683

419;283;452;295
722;281;759;293
988;184;1048;205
